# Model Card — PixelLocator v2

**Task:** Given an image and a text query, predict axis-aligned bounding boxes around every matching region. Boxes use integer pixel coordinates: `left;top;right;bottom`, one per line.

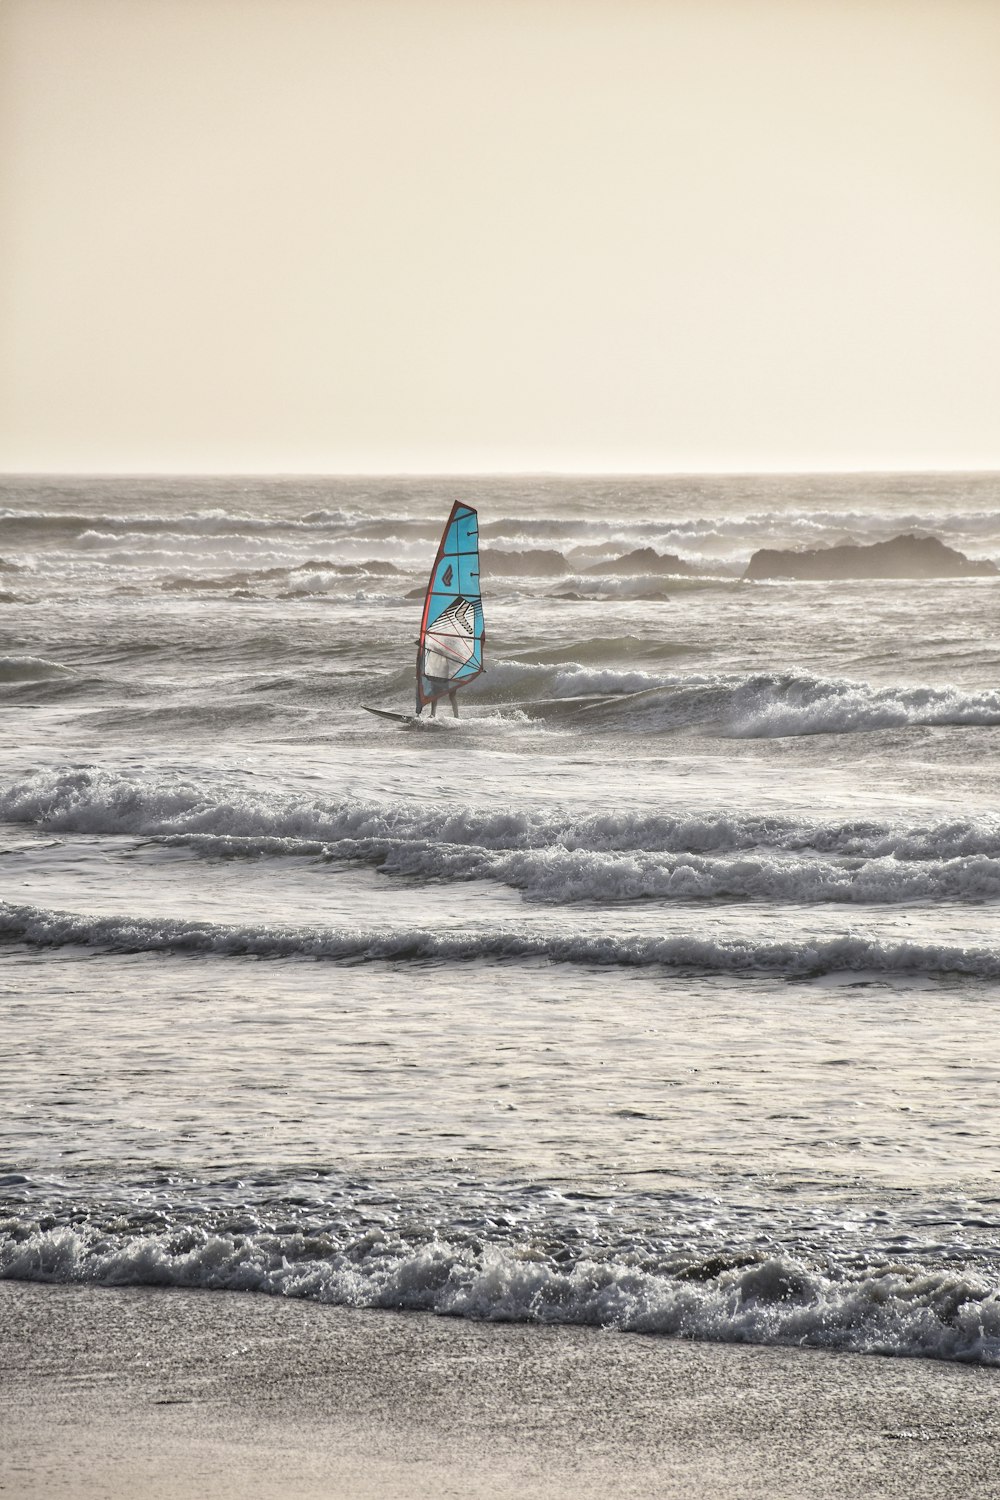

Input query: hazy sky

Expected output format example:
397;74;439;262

3;0;999;473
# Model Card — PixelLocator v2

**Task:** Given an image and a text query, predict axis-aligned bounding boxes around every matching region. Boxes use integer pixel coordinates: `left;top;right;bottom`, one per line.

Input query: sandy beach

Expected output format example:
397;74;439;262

1;1280;996;1499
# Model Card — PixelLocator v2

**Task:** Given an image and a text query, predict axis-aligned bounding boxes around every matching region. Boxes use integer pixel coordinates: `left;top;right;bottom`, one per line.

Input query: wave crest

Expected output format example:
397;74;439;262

2;901;998;976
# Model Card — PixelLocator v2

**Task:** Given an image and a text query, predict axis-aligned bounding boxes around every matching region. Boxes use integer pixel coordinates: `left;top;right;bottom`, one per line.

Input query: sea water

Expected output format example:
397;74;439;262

2;473;1000;1364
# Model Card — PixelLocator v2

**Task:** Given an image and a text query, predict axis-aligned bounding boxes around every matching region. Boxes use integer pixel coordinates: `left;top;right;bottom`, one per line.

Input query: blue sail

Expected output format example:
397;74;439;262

416;503;485;713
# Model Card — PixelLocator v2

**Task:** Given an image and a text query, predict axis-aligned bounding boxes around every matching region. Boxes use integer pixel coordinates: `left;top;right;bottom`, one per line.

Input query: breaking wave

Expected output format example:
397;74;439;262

337;842;1000;905
724;676;1000;738
5;767;1000;867
476;667;1000;738
2;901;998;976
2;1217;998;1366
9;762;1000;903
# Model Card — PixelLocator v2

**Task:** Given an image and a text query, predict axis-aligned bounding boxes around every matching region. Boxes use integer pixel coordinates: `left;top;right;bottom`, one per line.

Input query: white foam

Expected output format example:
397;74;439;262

371;842;1000;905
5;767;1000;865
2;1224;997;1365
725;675;1000;739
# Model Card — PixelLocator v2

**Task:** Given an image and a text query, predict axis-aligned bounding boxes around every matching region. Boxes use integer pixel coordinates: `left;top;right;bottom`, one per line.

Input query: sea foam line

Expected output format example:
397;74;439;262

2;901;998;976
2;1222;998;1366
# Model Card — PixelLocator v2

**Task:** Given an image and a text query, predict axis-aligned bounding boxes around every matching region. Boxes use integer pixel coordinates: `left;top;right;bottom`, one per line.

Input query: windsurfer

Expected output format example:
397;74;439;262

418;598;482;718
365;502;483;725
428;685;459;718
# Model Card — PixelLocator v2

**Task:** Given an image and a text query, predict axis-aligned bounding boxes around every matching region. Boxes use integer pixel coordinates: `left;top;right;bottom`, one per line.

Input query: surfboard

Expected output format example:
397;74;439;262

362;705;416;723
361;704;450;731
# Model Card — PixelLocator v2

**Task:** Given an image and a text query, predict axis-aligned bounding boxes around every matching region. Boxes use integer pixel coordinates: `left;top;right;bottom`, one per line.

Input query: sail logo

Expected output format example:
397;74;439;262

441;564;454;587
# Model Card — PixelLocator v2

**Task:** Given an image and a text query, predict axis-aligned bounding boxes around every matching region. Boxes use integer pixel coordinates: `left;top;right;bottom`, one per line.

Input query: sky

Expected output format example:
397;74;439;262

2;0;999;474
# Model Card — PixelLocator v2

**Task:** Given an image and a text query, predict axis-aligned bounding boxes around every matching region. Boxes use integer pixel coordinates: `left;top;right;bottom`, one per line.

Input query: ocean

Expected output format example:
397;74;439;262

2;472;1000;1369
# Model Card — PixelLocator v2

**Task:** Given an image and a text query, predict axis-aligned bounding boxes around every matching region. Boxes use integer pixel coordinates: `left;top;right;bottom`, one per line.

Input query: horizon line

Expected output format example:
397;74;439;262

4;466;1000;481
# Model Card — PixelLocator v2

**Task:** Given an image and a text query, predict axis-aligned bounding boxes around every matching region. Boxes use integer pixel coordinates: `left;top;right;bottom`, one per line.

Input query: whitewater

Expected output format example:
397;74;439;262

3;472;1000;1370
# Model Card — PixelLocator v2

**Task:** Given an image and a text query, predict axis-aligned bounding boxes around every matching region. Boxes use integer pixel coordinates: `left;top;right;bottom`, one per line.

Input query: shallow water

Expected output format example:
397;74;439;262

2;472;1000;1364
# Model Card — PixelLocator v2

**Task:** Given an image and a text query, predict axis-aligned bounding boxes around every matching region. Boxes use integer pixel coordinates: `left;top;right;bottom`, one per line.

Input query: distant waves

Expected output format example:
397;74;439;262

6;482;1000;596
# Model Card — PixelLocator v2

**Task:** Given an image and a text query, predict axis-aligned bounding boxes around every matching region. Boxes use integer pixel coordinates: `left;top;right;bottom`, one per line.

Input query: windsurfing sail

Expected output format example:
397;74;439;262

416;502;485;713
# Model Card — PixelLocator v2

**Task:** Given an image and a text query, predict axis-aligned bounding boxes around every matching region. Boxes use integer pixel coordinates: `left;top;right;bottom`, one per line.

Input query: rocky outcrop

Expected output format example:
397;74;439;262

587;548;695;575
744;533;997;581
483;549;570;576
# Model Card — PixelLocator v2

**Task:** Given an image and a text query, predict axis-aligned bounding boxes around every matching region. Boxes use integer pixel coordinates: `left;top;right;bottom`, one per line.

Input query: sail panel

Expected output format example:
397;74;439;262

416;502;485;711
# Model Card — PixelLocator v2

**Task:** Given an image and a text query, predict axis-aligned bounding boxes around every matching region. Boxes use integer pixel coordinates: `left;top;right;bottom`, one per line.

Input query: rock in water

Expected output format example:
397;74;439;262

482;549;570;577
744;533;997;581
586;547;695;575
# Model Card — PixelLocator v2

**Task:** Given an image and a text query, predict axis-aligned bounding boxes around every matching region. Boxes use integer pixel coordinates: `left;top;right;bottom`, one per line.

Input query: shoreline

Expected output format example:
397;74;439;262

1;1280;997;1498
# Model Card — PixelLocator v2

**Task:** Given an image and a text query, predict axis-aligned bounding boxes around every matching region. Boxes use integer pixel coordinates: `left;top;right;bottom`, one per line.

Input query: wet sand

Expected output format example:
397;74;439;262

1;1280;996;1499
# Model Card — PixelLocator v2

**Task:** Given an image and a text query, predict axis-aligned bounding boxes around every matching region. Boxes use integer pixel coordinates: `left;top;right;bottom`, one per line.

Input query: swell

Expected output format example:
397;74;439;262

509;637;697;666
0;655;73;683
2;901;998;976
2;1217;998;1366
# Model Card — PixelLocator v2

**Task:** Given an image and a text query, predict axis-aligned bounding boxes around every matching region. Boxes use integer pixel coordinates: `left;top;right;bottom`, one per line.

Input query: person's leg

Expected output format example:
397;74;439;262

429;698;437;717
450;690;459;718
